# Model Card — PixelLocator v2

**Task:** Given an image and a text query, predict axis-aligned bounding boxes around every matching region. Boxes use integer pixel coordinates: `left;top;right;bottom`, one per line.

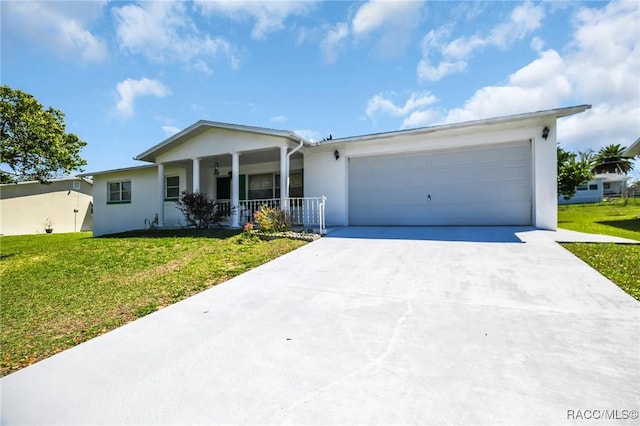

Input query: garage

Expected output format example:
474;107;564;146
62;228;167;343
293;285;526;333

348;140;532;226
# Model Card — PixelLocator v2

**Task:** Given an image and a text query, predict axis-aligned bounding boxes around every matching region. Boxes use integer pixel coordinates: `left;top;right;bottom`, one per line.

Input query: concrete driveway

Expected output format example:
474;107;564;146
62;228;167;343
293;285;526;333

2;227;639;425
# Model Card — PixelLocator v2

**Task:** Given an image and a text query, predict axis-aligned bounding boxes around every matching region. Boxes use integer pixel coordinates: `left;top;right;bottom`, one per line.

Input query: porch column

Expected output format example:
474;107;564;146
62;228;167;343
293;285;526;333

157;163;165;227
192;158;200;193
231;152;240;228
280;146;288;210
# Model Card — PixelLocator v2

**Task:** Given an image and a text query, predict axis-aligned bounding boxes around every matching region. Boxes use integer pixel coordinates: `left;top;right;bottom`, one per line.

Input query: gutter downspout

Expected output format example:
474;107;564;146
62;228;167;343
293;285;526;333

285;138;304;199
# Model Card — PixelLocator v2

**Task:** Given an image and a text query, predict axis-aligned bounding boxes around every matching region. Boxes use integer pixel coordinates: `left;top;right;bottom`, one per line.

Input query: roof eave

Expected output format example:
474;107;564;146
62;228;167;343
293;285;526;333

312;104;592;146
623;137;640;157
134;120;312;163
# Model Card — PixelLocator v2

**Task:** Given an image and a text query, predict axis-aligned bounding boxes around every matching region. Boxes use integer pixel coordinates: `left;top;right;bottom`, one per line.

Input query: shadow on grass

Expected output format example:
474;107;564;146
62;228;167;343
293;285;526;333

99;228;242;239
596;218;640;234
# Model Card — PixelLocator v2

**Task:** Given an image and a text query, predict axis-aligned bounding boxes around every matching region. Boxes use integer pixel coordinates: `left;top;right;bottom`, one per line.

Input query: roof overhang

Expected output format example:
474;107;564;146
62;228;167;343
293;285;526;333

312;104;592;146
134;121;312;163
595;173;631;183
0;176;93;187
78;164;157;177
623;137;640;157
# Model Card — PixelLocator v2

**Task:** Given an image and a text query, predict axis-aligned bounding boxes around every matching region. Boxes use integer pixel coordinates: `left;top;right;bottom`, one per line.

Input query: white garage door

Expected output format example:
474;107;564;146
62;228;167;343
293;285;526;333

348;141;532;226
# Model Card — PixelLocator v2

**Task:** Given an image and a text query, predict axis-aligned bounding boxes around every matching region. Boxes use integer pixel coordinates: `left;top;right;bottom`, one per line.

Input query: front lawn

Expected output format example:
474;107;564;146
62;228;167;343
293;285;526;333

558;198;640;240
558;199;640;302
0;230;307;376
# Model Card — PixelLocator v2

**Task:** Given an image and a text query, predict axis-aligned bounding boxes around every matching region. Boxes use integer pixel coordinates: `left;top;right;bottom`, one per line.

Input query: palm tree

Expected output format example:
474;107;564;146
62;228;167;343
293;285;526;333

593;144;635;174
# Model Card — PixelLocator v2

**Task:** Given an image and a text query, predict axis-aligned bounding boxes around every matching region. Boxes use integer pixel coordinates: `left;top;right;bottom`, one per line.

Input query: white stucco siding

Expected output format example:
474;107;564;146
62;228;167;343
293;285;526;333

532;123;557;230
0;179;93;236
304;144;347;226
155;129;290;164
309;117;558;230
92;166;185;236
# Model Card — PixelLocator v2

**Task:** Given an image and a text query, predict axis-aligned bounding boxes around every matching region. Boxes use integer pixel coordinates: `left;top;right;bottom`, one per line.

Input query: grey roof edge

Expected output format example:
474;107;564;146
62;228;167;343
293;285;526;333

135;120;312;162
312;104;592;146
623;137;640;157
78;164;157;177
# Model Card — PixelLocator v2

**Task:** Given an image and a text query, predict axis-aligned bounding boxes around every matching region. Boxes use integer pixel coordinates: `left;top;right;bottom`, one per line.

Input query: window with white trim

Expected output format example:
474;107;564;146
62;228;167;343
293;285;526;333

108;180;131;203
165;176;180;200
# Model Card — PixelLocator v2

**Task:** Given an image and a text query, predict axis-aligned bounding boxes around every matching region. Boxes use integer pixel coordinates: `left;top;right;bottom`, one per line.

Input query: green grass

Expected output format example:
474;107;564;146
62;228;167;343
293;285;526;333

560;243;640;301
558;198;640;240
0;230;307;376
558;199;640;302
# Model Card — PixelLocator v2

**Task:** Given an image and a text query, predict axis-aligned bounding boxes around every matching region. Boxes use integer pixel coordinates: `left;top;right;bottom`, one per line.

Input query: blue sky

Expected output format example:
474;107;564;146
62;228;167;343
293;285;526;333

2;1;639;177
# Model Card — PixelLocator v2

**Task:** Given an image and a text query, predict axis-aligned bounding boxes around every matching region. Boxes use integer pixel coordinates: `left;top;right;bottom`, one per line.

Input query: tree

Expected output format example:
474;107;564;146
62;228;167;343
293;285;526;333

1;85;87;183
593;144;635;174
557;146;594;200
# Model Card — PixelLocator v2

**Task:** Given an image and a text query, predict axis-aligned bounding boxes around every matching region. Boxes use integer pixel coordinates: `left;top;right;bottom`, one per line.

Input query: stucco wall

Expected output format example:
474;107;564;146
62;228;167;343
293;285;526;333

93;166;187;236
304;144;347;226
91;160;305;236
305;117;558;230
156;129;290;164
0;179;93;236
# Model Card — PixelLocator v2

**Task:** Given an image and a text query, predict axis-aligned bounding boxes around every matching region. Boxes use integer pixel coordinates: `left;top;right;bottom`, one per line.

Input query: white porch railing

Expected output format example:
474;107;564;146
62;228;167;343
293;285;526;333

217;197;326;234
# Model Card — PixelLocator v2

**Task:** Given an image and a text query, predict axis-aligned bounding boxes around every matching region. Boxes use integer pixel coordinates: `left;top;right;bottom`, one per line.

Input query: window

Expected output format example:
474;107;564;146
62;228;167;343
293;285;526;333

165;176;180;200
589;184;598;190
576;184;588;191
108;180;131;203
603;183;611;189
274;172;303;198
248;172;304;199
248;174;274;199
72;181;81;190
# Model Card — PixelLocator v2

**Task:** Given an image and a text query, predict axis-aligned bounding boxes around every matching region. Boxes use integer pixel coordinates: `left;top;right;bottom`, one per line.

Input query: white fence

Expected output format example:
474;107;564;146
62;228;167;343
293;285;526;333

218;197;326;233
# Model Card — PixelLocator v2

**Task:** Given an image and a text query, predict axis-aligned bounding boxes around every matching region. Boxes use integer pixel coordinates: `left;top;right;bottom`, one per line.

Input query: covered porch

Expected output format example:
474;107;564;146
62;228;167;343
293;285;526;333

153;147;327;232
133;121;326;232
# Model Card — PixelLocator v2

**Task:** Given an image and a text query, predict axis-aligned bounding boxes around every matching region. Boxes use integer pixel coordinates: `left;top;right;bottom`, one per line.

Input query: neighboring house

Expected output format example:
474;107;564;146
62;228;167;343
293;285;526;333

82;105;590;237
558;173;630;205
0;178;93;236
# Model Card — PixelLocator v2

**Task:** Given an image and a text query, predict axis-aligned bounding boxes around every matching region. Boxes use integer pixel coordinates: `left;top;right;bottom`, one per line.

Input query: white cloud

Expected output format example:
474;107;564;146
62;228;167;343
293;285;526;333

196;1;316;40
115;78;170;118
320;22;350;64
366;91;438;127
427;1;639;153
559;0;640;150
351;0;424;57
270;115;288;123
401;110;441;129
113;2;238;74
530;36;545;52
444;50;571;123
2;1;107;62
162;125;181;136
418;1;544;81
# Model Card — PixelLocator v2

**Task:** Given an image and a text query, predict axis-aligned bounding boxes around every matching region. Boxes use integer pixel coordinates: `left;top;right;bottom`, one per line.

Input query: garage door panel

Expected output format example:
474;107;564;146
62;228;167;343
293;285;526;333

348;141;532;226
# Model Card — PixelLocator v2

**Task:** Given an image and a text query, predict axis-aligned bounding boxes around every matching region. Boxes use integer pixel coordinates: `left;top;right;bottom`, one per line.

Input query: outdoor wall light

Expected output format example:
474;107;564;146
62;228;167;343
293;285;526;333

334;150;340;160
214;162;220;176
542;126;550;140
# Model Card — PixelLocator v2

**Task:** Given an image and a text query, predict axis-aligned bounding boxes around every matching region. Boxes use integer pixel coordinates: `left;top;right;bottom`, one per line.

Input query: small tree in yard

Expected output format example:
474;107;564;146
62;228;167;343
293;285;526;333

557;146;594;201
176;191;221;229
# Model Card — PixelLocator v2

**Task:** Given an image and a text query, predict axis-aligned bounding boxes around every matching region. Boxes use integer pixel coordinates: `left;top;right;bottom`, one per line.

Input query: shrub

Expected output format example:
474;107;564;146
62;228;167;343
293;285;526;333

253;205;290;233
175;191;222;229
